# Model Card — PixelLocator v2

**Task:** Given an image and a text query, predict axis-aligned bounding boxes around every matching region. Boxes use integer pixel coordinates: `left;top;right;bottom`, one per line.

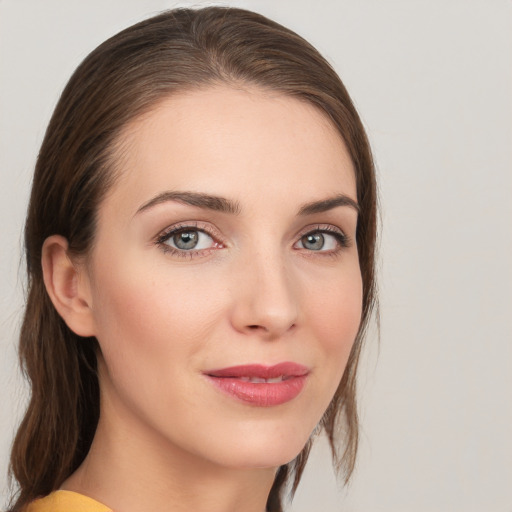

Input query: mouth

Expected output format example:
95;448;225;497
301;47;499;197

238;376;291;383
204;362;309;407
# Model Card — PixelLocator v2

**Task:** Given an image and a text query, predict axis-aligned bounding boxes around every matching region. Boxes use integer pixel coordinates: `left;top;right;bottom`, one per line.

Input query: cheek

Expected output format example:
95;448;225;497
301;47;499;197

91;263;221;360
309;268;362;343
88;260;228;436
305;268;363;386
87;250;240;406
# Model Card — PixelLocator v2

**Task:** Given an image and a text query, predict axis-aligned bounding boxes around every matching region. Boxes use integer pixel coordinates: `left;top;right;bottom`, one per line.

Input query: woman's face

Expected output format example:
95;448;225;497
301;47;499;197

83;86;362;469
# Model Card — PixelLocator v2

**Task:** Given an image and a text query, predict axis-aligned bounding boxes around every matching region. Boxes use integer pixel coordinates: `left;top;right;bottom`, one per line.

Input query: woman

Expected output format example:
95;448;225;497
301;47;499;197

8;6;377;512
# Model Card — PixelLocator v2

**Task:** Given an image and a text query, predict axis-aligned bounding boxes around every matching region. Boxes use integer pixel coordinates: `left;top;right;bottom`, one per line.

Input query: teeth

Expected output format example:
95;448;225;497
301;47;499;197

239;376;285;383
266;376;285;383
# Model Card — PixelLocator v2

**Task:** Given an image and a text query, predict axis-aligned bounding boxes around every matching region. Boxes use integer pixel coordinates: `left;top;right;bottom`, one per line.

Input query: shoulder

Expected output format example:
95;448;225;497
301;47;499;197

25;490;112;512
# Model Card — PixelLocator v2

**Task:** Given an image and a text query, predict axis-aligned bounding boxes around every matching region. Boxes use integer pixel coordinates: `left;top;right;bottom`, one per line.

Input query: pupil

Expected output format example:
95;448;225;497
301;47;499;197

174;231;198;250
303;233;324;250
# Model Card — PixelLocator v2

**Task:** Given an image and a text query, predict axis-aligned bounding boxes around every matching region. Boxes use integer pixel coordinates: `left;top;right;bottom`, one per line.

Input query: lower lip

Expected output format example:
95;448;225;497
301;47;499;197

206;375;307;406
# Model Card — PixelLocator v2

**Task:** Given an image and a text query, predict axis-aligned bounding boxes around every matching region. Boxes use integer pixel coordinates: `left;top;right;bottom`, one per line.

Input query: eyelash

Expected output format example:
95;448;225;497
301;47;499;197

154;222;351;259
155;222;223;259
296;225;351;257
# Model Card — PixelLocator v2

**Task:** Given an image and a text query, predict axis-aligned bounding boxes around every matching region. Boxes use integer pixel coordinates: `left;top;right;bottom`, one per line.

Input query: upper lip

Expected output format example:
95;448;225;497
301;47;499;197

205;362;309;379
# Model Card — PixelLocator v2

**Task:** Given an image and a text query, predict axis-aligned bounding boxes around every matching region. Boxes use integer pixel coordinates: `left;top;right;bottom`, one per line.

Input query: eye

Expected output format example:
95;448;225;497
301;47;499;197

294;227;349;253
165;229;213;251
155;223;223;258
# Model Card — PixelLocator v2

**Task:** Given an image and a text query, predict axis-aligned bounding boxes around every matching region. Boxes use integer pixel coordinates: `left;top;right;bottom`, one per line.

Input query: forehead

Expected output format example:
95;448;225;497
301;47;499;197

105;85;356;213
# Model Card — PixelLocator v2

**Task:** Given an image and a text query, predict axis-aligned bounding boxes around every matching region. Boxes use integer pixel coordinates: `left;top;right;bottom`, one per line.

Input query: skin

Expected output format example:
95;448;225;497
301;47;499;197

43;86;362;512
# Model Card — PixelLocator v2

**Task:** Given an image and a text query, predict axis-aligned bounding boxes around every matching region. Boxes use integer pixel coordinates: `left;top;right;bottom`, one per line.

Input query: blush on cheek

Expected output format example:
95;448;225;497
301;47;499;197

315;284;362;346
94;267;223;362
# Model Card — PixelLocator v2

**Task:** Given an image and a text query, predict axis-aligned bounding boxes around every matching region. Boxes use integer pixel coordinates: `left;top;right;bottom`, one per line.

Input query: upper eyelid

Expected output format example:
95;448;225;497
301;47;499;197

155;221;221;243
295;224;347;238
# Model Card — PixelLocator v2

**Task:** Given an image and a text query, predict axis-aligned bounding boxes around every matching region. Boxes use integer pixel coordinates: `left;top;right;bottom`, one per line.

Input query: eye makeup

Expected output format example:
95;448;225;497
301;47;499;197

154;221;225;259
154;220;351;261
293;224;351;260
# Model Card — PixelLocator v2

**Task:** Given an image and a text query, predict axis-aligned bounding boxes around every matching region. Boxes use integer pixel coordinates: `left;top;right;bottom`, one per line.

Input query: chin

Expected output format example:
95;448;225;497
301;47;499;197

203;419;315;470
219;447;306;470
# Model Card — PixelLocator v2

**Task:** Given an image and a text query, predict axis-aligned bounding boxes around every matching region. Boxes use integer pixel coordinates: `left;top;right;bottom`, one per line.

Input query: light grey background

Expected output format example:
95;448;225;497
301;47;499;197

1;1;511;511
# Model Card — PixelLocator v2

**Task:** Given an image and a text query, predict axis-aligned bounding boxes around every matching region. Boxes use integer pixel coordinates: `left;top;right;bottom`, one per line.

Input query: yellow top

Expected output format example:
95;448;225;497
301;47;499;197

26;490;112;512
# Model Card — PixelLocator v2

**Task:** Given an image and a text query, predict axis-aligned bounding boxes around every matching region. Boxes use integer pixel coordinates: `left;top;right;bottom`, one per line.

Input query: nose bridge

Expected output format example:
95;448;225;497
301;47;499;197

231;241;299;338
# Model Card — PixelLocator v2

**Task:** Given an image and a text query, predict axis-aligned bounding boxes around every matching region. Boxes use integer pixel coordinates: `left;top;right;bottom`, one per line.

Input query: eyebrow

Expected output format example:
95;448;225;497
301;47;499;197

135;190;359;216
136;191;242;216
298;194;359;215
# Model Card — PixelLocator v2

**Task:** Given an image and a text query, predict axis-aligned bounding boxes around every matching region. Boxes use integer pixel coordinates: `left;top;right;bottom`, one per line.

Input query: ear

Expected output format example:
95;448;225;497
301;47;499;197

41;235;96;337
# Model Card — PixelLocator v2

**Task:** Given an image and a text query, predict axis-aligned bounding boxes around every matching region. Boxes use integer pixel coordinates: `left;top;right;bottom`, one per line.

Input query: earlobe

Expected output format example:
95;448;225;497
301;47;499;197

41;235;96;337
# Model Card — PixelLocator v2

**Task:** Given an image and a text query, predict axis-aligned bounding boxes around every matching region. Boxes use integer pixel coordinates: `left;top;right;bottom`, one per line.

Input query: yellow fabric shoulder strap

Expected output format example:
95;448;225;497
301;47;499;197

25;490;112;512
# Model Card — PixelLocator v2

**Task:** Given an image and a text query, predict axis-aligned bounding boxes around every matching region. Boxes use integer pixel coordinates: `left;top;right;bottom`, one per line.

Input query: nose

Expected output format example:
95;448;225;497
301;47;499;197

229;249;299;340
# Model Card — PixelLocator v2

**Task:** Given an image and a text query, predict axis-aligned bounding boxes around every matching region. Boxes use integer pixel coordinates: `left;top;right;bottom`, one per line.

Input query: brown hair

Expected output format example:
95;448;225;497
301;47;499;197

8;7;377;512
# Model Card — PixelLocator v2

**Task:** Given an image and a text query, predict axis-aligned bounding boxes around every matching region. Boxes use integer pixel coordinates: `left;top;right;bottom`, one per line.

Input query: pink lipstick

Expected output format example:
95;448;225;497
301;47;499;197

205;362;309;406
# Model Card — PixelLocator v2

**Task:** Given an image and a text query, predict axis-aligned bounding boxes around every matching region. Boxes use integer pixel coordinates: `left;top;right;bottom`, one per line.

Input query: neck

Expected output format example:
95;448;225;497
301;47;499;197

60;386;278;512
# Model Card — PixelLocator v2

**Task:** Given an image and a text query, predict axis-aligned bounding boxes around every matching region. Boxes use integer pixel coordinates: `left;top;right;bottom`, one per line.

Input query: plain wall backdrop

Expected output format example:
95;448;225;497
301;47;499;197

1;1;511;511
